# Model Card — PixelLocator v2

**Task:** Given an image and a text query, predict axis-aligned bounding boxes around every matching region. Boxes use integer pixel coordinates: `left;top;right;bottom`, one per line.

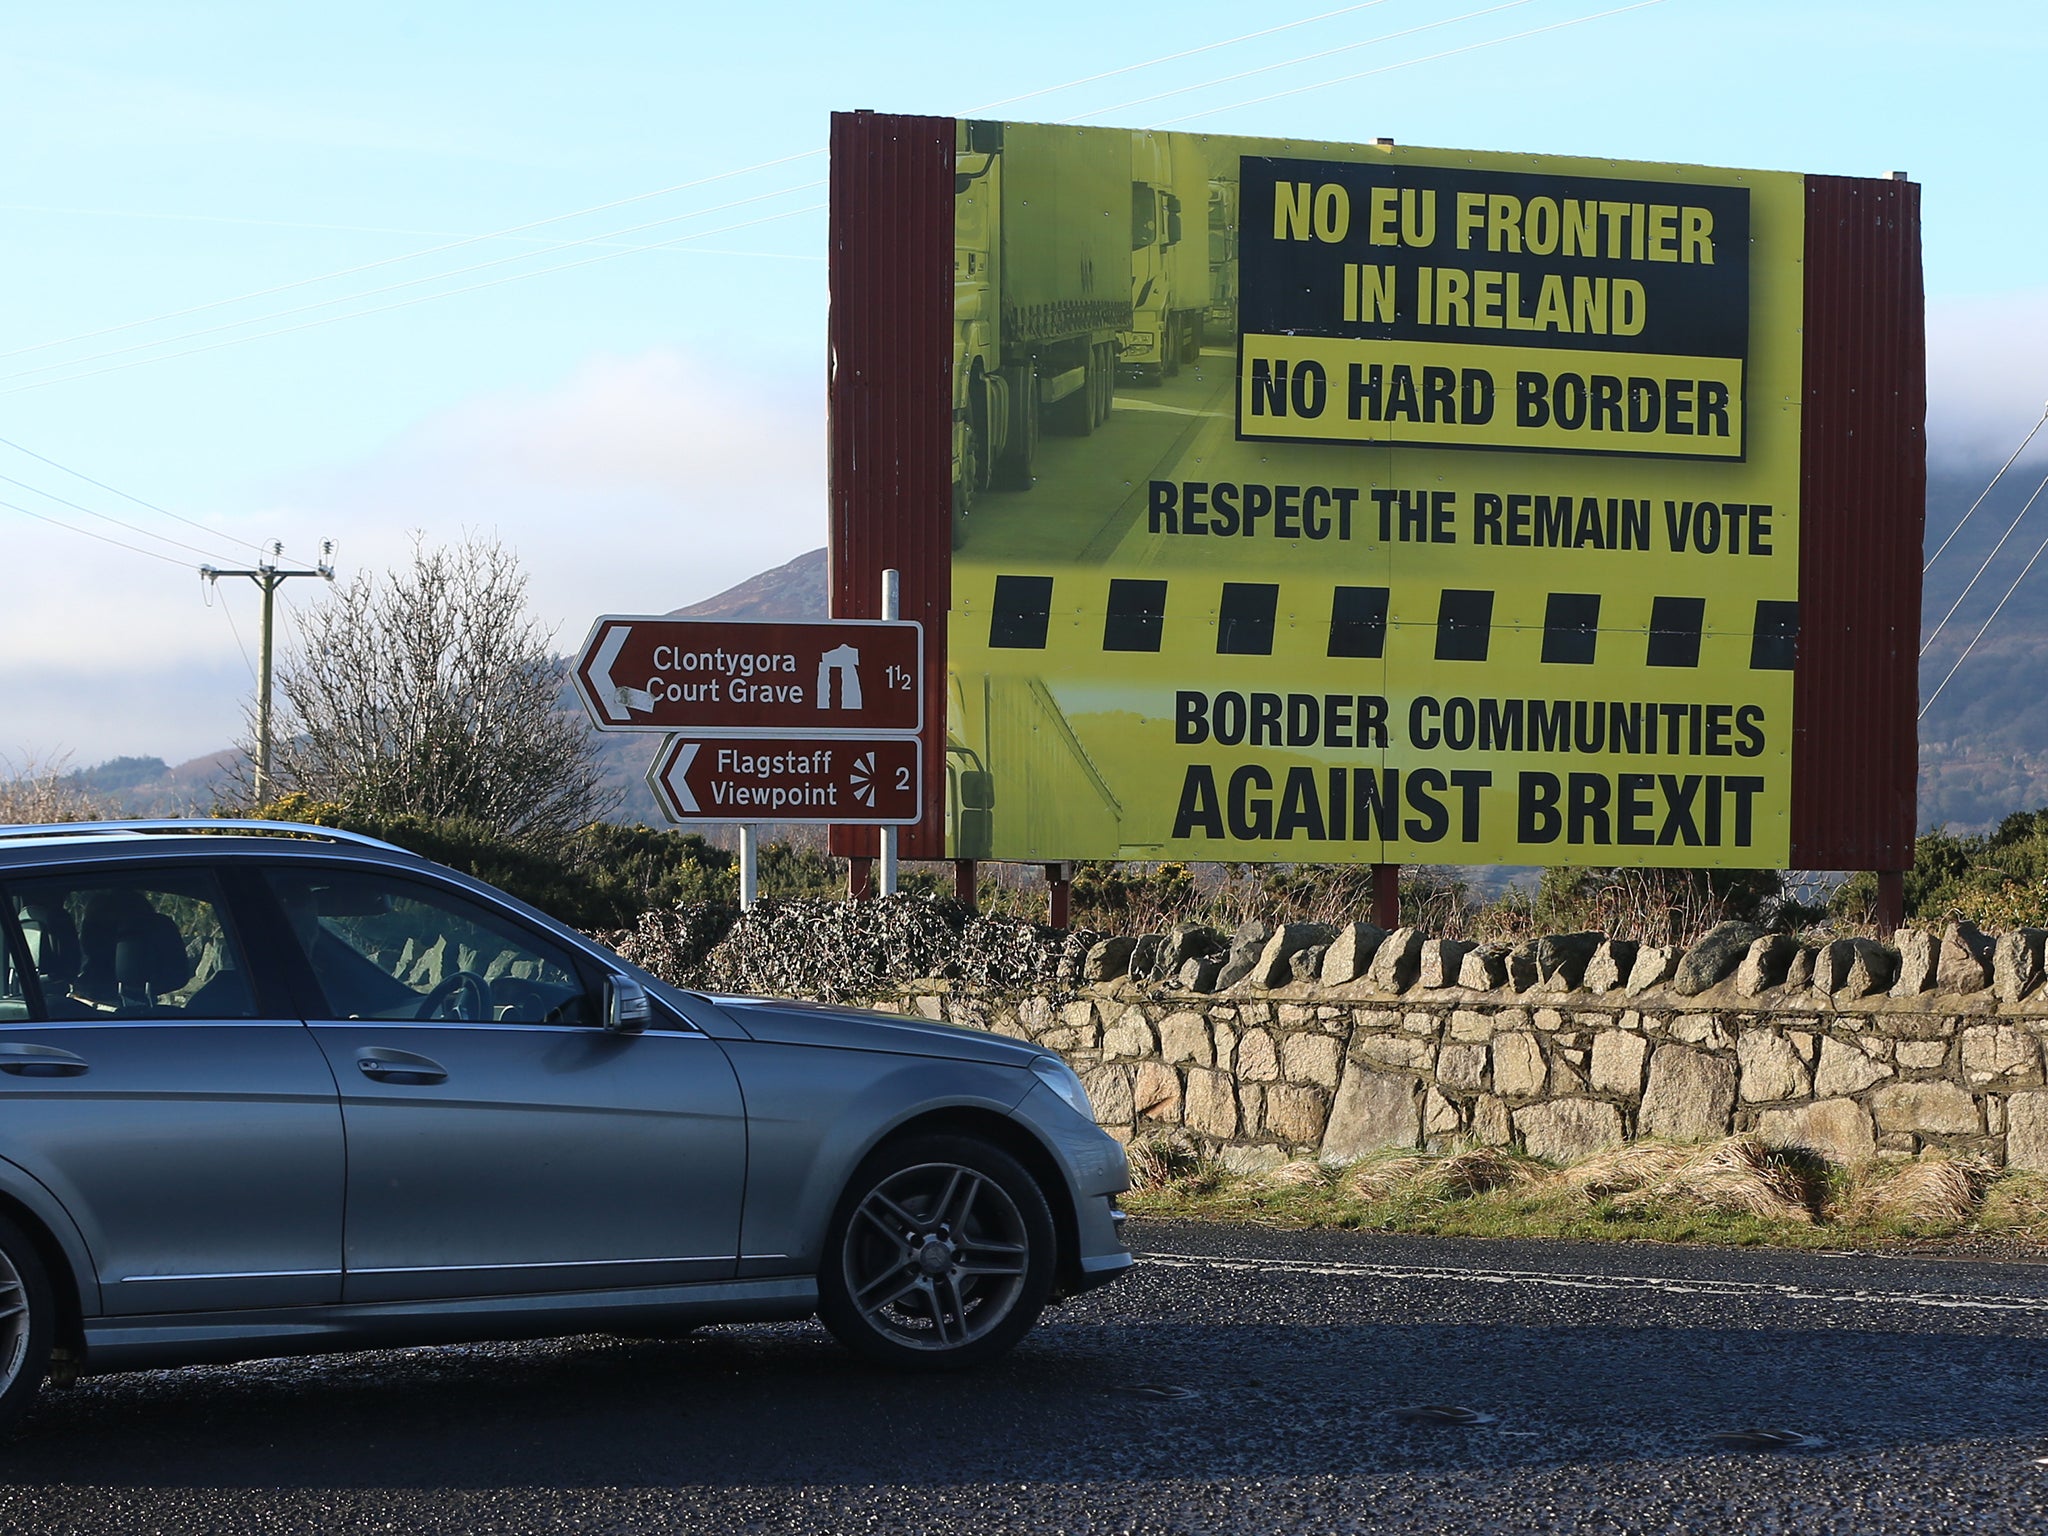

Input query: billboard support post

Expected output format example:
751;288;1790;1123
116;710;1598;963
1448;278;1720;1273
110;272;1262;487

1372;865;1401;931
954;860;978;909
1876;870;1905;936
1045;863;1074;928
849;856;873;902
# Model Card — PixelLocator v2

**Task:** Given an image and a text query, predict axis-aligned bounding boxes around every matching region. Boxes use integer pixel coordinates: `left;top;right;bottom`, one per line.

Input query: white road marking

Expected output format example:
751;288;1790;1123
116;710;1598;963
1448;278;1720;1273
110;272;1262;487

1111;399;1227;418
1137;1249;2048;1316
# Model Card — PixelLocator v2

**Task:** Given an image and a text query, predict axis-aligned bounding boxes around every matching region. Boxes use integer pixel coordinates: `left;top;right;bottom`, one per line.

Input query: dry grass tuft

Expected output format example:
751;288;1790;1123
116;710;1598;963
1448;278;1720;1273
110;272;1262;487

1854;1156;1995;1228
1255;1158;1337;1190
1126;1135;1206;1191
1550;1142;1693;1200
1423;1146;1542;1198
1614;1135;1817;1223
1340;1155;1431;1202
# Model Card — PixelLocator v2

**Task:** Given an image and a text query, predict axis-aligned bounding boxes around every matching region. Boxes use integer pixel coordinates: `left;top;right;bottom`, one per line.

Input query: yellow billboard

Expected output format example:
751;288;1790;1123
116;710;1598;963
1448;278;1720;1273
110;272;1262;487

946;122;1802;867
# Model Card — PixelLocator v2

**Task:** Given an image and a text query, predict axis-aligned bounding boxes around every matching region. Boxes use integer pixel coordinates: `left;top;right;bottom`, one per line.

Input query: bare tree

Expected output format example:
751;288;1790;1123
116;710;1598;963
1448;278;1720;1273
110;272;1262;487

258;534;617;839
0;753;106;825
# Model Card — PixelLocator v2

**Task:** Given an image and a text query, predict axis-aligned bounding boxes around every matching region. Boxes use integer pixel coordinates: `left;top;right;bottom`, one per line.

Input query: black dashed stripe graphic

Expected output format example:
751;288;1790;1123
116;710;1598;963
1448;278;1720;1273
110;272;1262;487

983;577;1787;670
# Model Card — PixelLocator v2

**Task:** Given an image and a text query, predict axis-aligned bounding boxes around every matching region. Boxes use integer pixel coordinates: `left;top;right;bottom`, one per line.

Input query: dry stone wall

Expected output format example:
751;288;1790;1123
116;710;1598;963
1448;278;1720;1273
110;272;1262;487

857;918;2048;1174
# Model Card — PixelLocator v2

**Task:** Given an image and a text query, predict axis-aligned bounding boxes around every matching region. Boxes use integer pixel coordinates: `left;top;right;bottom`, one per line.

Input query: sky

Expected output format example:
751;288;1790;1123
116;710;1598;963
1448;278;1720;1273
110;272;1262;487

2;0;2044;769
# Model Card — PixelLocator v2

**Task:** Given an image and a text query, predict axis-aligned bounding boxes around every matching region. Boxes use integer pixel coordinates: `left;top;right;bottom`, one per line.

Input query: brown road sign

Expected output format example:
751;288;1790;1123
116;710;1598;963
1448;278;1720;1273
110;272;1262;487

572;616;922;735
647;735;923;826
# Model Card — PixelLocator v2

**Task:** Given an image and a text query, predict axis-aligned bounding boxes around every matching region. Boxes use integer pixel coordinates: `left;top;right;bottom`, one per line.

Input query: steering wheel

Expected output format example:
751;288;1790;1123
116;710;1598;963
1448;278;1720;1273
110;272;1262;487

416;970;493;1021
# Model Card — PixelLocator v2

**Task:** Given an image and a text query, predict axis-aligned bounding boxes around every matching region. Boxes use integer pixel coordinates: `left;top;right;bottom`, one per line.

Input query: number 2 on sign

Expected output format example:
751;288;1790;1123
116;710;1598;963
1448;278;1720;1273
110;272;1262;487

895;767;912;790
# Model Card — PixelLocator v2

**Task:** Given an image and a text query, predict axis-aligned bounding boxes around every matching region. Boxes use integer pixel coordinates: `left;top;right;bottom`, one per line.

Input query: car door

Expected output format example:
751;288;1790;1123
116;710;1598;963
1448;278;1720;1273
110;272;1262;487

0;864;345;1315
260;863;748;1304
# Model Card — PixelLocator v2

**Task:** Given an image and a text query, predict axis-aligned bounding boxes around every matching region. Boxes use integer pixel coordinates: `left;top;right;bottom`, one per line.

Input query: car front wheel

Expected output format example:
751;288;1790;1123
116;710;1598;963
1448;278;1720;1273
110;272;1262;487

818;1135;1054;1370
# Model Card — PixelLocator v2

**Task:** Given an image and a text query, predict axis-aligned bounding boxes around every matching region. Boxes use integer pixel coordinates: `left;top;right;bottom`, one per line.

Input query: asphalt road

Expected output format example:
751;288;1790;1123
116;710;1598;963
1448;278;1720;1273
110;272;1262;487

5;1222;2048;1534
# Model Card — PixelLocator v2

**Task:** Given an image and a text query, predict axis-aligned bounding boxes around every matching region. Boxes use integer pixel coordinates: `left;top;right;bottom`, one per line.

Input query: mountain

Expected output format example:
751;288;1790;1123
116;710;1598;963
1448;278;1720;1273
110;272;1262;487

670;546;826;621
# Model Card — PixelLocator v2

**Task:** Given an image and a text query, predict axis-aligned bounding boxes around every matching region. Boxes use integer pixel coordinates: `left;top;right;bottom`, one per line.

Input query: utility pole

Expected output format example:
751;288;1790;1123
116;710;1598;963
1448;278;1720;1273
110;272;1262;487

202;541;334;804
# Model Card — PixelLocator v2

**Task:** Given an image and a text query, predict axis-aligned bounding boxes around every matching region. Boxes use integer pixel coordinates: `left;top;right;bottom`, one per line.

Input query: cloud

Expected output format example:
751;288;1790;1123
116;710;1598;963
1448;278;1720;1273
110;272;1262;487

1927;288;2048;468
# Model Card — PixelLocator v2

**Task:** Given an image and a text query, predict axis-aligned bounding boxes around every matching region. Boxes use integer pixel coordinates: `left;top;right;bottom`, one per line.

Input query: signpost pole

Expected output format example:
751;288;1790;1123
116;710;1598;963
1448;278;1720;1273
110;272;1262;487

739;825;759;911
879;568;901;897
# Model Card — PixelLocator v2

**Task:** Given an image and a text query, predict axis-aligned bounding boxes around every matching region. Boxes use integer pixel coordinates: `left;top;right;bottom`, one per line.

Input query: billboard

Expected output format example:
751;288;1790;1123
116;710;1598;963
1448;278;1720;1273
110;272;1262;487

826;114;1924;874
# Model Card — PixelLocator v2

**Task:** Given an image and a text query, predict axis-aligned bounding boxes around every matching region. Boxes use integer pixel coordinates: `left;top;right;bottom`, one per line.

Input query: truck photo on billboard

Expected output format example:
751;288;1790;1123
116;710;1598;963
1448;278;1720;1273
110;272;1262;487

826;113;1923;878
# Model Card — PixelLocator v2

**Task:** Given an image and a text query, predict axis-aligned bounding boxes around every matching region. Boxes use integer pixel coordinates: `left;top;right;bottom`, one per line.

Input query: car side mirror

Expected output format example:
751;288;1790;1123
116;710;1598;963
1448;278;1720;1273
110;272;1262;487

603;974;652;1034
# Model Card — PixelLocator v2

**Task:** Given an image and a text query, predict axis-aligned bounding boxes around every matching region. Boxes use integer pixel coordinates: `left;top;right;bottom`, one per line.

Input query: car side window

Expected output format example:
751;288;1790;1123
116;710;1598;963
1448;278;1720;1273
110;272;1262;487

263;867;594;1026
2;870;257;1021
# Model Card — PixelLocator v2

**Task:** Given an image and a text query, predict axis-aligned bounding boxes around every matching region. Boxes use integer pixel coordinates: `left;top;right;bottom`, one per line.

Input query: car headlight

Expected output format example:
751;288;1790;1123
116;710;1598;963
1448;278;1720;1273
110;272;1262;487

1032;1054;1094;1119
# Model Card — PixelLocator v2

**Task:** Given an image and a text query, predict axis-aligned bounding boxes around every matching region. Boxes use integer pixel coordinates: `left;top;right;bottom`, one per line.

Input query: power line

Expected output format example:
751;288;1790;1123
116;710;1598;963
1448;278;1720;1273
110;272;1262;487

0;471;238;564
0;433;281;561
1;178;828;387
1074;0;1539;120
1920;523;2048;721
0;496;199;568
1148;0;1673;126
3;201;827;397
1925;402;2048;572
1920;467;2048;657
0;146;826;366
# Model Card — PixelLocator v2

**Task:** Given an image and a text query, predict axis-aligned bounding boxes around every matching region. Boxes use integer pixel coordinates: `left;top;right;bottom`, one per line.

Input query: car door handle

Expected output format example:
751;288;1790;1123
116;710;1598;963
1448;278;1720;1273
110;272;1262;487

356;1049;448;1085
0;1043;89;1077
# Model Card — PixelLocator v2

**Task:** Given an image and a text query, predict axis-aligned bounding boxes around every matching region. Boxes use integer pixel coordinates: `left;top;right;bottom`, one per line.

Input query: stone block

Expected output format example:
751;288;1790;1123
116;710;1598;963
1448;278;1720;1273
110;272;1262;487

1737;1031;1811;1103
1672;922;1761;996
1320;1067;1421;1161
1671;1013;1732;1050
1320;923;1388;985
1547;1053;1588;1095
1871;1080;1980;1137
1754;1098;1877;1165
1583;939;1640;994
1179;956;1224;992
1419;938;1474;990
1626;944;1680;995
1237;1028;1280;1082
1102;1008;1156;1059
1251;923;1336;988
1961;1024;2042;1087
1890;929;1938;998
1281;1031;1345;1088
1473;1094;1513;1147
1639;1043;1737;1141
1084;937;1136;983
1162;924;1226;975
1514;1098;1625;1163
1839;939;1899;1001
1290;947;1328;984
1449;1008;1497;1042
1735;934;1800;997
1492;1033;1547;1098
1814;1035;1892;1096
1458;944;1510;991
1354;1033;1436;1071
1507;940;1541;992
1262;1084;1330;1145
1079;1064;1134;1126
1784;947;1816;993
1423;1086;1462;1141
1365;927;1424;994
1158;1011;1214;1067
1994;929;2047;1004
1896;1039;1949;1071
1183;1068;1240;1139
1936;921;1993;995
1218;1144;1287;1176
1437;1041;1488;1092
1536;932;1605;989
2007;1091;2048;1173
1590;1030;1650;1098
1133;1061;1182;1121
1128;932;1165;983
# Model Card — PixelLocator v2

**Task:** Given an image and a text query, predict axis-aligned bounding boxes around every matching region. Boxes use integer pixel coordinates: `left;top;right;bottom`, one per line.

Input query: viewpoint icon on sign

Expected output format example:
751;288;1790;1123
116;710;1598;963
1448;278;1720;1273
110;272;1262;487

817;644;863;710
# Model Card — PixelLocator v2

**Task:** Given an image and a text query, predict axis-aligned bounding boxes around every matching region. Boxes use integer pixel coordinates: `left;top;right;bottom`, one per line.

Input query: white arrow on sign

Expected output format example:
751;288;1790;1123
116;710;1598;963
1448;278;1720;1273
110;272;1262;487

664;742;700;812
589;624;655;722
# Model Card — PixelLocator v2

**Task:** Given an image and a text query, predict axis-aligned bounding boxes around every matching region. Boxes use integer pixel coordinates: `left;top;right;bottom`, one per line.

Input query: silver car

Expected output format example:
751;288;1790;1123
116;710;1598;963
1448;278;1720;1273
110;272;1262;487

0;821;1131;1426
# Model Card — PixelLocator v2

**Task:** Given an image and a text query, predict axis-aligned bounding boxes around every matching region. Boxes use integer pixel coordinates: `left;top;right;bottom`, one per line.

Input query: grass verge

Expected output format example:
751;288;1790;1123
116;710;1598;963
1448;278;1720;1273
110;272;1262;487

1121;1136;2048;1256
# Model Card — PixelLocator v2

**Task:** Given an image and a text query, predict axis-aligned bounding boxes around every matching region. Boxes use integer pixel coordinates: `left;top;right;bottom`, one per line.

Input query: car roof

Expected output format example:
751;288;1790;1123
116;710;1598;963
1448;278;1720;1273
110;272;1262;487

0;819;430;873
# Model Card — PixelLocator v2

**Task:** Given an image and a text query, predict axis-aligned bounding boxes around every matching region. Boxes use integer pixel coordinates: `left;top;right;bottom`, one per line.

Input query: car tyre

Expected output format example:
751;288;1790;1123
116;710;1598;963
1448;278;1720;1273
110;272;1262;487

0;1214;54;1433
818;1134;1054;1371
